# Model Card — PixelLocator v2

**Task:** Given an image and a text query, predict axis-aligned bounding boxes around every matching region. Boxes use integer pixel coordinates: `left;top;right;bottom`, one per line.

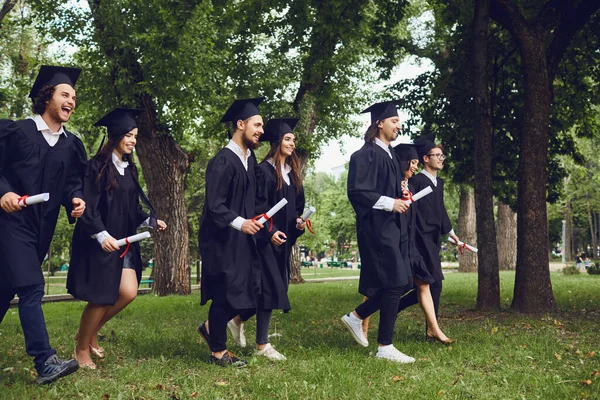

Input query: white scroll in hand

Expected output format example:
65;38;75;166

402;185;433;205
256;198;288;225
18;193;50;207
447;237;478;253
116;231;151;247
301;206;316;221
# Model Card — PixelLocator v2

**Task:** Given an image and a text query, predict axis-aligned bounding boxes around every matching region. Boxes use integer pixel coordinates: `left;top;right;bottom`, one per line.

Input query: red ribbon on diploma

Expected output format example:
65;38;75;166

252;214;273;232
17;195;29;206
458;243;467;255
304;219;314;235
120;237;131;259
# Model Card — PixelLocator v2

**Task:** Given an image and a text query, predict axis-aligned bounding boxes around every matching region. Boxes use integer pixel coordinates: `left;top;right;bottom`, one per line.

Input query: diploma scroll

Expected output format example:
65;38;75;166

18;193;50;207
256;198;288;225
300;206;316;221
402;186;433;205
116;231;151;247
447;237;478;253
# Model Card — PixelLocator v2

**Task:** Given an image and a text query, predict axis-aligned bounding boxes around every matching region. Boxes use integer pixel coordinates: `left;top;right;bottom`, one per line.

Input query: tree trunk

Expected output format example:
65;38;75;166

0;0;18;26
289;244;304;284
472;0;500;310
457;187;478;272
135;102;191;295
496;201;517;270
511;34;555;312
589;208;597;256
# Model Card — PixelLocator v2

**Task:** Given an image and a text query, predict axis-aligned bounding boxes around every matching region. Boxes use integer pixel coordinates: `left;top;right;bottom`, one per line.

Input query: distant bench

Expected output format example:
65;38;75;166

301;261;313;267
140;279;154;288
328;261;350;268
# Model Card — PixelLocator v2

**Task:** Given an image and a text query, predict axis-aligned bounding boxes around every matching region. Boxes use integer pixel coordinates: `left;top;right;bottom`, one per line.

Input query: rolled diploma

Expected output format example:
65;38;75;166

257;198;288;224
116;231;151;247
18;193;50;207
447;237;478;253
403;185;433;205
301;206;316;220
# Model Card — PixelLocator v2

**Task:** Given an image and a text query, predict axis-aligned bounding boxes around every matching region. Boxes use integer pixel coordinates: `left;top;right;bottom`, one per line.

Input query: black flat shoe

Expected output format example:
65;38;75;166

197;321;210;346
208;351;247;368
426;335;456;345
36;355;79;385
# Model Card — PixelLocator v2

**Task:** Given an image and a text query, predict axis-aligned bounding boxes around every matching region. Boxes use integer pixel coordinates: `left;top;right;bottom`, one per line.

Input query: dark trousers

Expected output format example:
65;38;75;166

207;301;241;352
239;307;272;345
355;287;404;346
0;284;56;371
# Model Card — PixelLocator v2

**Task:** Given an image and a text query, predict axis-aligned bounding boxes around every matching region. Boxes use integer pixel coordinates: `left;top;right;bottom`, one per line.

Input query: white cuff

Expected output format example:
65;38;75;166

373;196;395;212
447;228;455;236
229;216;245;231
93;230;110;245
138;217;151;229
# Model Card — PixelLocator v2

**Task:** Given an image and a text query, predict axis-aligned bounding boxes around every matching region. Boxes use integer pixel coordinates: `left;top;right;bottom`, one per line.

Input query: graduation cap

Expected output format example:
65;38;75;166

393;143;419;162
360;100;400;124
94;108;143;138
29;65;82;99
220;97;264;124
260;118;299;143
413;133;437;160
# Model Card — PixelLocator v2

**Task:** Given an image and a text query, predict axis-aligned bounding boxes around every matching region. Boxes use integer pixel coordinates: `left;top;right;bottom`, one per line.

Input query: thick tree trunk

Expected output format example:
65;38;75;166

496;201;517;270
289;244;304;284
589;208;597;255
511;35;555;312
135;104;191;295
472;0;500;310
457;187;478;272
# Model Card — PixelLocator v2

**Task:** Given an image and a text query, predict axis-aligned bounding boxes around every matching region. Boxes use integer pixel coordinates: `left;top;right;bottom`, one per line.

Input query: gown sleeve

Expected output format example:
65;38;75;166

77;159;108;236
254;164;278;245
347;147;385;219
204;154;240;230
439;179;453;234
0;120;17;198
288;184;306;246
63;135;88;223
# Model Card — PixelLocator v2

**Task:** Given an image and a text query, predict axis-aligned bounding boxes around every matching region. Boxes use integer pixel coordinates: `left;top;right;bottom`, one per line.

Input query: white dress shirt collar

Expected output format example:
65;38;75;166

112;152;129;176
420;168;438;187
374;137;392;159
30;114;67;147
226;140;251;171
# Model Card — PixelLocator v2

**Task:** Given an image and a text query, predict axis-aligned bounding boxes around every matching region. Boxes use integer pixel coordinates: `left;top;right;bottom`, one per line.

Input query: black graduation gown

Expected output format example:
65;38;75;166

198;147;260;310
254;161;305;311
67;158;149;305
403;182;433;284
408;172;452;283
0;119;87;290
347;143;411;297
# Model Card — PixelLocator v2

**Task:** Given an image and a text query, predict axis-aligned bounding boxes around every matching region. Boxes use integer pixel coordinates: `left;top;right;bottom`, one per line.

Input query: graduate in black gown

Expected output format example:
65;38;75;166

0;66;87;384
228;118;306;361
197;98;265;367
68;108;167;369
397;133;460;337
341;101;415;364
393;143;455;344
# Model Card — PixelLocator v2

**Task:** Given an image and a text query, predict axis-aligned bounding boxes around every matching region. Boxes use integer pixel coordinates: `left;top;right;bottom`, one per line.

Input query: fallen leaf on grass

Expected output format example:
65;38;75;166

103;395;110;400
554;320;564;328
591;371;600;377
580;379;592;386
190;392;198;398
155;384;164;390
491;327;498;334
554;353;562;360
214;379;228;387
392;376;404;382
437;390;445;396
584;351;595;358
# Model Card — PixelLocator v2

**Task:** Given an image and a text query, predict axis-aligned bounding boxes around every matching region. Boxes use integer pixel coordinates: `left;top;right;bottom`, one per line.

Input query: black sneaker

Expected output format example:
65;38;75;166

197;321;210;346
208;351;247;368
36;355;79;385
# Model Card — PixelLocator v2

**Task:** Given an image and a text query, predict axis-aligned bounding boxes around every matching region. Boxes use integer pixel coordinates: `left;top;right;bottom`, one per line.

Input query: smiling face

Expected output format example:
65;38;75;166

423;145;445;172
377;116;402;144
238;115;264;150
404;159;419;179
43;83;76;125
278;132;296;158
114;128;138;159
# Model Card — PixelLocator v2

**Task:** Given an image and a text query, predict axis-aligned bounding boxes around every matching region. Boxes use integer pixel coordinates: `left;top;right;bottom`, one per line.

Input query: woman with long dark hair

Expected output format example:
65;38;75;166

67;108;166;369
226;118;306;361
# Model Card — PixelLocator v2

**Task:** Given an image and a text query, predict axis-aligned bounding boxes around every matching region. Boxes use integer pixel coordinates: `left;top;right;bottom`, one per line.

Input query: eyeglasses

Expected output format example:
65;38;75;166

427;153;446;160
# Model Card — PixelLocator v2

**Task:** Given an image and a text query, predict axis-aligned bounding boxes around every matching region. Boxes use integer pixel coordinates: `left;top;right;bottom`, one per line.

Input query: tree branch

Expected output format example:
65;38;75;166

0;0;18;26
490;0;530;40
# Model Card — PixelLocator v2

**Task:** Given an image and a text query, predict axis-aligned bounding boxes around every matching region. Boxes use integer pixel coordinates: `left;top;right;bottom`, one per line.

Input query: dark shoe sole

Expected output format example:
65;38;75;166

36;360;79;385
208;355;247;368
197;321;210;346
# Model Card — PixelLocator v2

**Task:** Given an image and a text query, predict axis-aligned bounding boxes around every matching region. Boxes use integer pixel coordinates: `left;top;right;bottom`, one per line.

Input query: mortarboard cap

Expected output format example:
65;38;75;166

393;143;419;162
29;65;81;99
360;100;400;124
413;133;437;160
220;97;264;124
94;108;143;138
260;118;299;144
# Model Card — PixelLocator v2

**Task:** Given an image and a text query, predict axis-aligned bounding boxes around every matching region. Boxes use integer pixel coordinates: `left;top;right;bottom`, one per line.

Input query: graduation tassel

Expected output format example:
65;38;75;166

96;135;106;155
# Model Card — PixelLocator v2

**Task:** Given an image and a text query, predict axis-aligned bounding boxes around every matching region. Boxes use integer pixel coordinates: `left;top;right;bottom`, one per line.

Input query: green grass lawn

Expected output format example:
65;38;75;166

1;272;599;399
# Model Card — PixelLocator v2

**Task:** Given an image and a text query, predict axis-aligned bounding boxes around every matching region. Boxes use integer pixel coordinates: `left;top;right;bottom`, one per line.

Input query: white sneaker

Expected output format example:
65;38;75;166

341;313;369;347
255;343;286;361
375;345;415;364
227;319;247;348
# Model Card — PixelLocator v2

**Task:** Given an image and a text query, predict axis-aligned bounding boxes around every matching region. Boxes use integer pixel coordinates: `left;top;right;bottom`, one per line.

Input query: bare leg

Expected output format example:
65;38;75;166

414;279;450;342
361;296;370;338
90;269;139;346
75;303;107;366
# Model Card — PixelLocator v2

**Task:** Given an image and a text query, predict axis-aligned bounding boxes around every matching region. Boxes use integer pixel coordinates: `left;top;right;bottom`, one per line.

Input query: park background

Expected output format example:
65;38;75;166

1;0;599;398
